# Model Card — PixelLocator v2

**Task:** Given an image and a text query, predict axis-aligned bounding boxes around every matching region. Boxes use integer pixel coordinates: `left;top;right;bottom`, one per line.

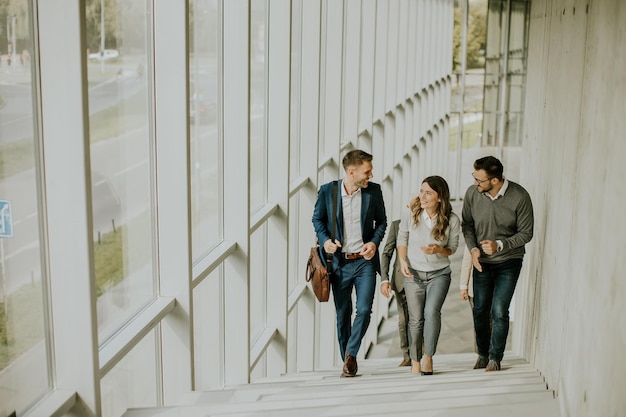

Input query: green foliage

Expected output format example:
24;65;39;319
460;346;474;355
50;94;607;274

85;0;119;52
453;0;488;71
94;227;124;297
0;138;34;180
0;284;44;370
0;214;151;369
448;119;483;151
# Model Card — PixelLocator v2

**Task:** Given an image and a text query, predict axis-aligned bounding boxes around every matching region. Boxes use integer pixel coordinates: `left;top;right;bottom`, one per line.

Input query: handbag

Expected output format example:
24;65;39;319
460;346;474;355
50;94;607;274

306;245;331;302
306;181;338;302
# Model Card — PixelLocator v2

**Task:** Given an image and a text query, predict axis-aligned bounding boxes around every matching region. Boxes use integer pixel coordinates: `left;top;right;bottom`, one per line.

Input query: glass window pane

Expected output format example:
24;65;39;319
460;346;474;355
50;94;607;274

0;2;50;412
289;0;302;181
100;330;158;417
86;0;156;343
250;0;268;213
249;225;267;344
190;0;221;261
193;267;223;390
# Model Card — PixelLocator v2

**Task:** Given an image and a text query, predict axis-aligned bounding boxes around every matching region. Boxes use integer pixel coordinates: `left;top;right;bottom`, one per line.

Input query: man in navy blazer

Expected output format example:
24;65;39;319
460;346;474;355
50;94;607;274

312;149;387;377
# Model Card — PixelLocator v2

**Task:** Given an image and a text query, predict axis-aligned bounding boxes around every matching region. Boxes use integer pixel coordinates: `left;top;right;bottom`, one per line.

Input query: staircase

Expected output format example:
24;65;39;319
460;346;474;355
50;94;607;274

122;352;560;417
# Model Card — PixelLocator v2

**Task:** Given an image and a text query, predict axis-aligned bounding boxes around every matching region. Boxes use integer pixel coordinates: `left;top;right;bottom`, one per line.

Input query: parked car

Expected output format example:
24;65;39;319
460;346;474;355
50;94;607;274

88;49;120;61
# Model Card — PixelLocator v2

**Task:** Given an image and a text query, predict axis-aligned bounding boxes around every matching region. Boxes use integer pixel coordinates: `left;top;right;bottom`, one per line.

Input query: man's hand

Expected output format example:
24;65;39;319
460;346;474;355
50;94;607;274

380;282;392;298
471;247;483;272
460;289;469;300
359;242;377;260
480;239;497;255
323;239;342;254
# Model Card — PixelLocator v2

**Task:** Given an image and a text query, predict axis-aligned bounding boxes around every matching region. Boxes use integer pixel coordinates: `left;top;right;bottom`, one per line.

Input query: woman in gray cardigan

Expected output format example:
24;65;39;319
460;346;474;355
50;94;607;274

397;176;460;375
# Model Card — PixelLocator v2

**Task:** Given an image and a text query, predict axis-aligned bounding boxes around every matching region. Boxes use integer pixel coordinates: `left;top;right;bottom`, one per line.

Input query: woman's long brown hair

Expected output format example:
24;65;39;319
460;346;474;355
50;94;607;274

408;175;452;241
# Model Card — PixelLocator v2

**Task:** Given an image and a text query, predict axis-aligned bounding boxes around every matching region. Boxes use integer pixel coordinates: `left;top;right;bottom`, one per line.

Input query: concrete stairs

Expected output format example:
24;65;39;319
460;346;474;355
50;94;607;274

121;352;560;417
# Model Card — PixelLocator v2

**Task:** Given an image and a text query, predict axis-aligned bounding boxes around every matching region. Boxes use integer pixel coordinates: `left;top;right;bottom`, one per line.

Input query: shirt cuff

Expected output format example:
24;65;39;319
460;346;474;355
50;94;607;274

380;280;390;286
496;240;503;252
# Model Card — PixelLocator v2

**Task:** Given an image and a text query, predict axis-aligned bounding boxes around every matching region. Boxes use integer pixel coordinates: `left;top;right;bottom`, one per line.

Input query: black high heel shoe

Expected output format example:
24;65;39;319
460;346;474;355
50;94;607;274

421;356;433;375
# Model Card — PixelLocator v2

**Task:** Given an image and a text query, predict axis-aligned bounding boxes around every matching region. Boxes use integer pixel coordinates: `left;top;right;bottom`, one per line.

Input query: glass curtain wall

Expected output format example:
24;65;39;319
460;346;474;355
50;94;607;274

249;0;269;375
189;0;223;391
450;0;488;199
482;0;530;148
190;0;221;261
450;0;530;197
0;1;49;415
0;1;459;415
85;0;157;344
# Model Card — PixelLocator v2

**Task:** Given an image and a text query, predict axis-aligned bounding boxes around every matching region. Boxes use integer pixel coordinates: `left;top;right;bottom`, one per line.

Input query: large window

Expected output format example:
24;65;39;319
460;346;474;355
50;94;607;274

190;0;221;261
85;0;156;343
0;1;50;414
250;0;268;213
450;0;488;198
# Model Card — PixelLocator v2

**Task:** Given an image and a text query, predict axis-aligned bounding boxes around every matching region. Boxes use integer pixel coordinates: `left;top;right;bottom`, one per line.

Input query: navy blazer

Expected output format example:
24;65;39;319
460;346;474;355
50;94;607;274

312;180;387;274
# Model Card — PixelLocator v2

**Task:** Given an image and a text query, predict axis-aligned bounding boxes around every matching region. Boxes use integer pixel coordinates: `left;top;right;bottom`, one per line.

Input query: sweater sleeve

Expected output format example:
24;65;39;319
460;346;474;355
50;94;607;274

459;246;472;290
503;187;534;250
447;213;461;255
461;186;479;250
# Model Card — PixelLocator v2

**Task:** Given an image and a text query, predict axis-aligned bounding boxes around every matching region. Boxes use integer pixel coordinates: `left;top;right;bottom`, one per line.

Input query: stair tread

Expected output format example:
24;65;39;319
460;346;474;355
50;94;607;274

122;353;560;417
125;391;557;417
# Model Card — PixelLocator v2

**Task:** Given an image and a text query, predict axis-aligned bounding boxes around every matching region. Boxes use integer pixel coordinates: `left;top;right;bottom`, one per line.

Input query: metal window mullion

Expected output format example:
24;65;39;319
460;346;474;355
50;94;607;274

152;0;193;404
38;0;100;413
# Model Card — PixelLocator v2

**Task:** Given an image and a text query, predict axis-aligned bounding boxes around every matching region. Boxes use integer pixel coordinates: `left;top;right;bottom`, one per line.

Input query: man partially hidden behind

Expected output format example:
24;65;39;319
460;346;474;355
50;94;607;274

462;156;534;372
312;149;387;377
379;219;412;367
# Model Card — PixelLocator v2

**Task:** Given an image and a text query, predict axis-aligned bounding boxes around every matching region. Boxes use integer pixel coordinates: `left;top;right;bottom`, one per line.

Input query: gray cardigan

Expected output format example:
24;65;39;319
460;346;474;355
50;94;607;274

397;208;461;272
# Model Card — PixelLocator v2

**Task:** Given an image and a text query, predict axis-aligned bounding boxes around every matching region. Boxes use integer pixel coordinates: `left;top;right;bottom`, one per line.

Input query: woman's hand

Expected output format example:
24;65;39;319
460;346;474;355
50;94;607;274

420;243;441;254
399;259;413;278
460;289;468;300
420;243;452;256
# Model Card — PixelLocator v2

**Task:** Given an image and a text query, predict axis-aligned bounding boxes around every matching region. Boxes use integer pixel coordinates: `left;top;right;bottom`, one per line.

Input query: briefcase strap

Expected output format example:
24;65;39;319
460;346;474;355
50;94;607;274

327;181;338;268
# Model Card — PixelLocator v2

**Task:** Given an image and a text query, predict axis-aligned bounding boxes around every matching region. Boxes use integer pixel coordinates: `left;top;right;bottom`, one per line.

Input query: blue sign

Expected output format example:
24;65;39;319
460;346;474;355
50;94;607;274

0;200;13;238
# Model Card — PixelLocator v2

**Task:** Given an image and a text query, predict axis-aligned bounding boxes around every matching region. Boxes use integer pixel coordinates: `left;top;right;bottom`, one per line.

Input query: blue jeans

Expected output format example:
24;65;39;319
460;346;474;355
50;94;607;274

404;266;451;361
472;258;523;362
331;258;376;360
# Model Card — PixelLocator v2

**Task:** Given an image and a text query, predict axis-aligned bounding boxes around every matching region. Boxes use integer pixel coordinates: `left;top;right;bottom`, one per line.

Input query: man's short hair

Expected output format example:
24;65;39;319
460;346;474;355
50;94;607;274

474;156;503;180
342;149;373;171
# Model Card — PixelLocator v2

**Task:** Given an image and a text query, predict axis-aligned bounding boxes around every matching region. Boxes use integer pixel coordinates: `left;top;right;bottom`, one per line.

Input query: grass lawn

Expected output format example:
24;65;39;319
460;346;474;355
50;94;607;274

449;119;483;151
0;213;150;370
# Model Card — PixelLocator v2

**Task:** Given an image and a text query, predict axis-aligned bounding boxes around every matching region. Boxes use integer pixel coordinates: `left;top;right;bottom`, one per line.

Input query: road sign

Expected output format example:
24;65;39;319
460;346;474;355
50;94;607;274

0;200;14;238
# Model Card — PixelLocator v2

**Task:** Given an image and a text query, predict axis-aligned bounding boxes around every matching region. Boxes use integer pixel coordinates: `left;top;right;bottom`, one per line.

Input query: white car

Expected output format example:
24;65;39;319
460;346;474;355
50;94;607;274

88;49;120;61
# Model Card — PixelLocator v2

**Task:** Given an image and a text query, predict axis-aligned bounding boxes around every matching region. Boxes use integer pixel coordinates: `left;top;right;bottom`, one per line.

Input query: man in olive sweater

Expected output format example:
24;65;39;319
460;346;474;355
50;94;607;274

462;156;534;372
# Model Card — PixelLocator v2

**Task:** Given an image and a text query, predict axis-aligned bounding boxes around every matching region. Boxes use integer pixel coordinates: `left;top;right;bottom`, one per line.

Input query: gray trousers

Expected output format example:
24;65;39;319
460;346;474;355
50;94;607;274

404;266;451;361
395;289;411;360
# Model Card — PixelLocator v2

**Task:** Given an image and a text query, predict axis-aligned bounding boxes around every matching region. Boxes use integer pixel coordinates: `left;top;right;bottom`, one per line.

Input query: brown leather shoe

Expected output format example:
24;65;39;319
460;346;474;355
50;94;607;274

473;355;488;369
342;353;358;377
485;359;501;372
398;358;412;367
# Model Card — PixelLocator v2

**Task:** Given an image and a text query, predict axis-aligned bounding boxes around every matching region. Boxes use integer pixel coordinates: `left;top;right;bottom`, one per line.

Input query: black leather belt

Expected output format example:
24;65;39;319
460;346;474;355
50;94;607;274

342;253;363;260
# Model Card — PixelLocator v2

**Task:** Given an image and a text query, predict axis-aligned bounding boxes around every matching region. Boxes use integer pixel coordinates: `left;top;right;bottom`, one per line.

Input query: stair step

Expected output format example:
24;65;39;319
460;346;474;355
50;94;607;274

125;391;557;417
123;353;560;417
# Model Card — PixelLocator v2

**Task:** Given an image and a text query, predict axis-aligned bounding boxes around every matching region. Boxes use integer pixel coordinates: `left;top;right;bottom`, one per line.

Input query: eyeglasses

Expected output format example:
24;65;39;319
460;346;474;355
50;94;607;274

472;173;492;184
